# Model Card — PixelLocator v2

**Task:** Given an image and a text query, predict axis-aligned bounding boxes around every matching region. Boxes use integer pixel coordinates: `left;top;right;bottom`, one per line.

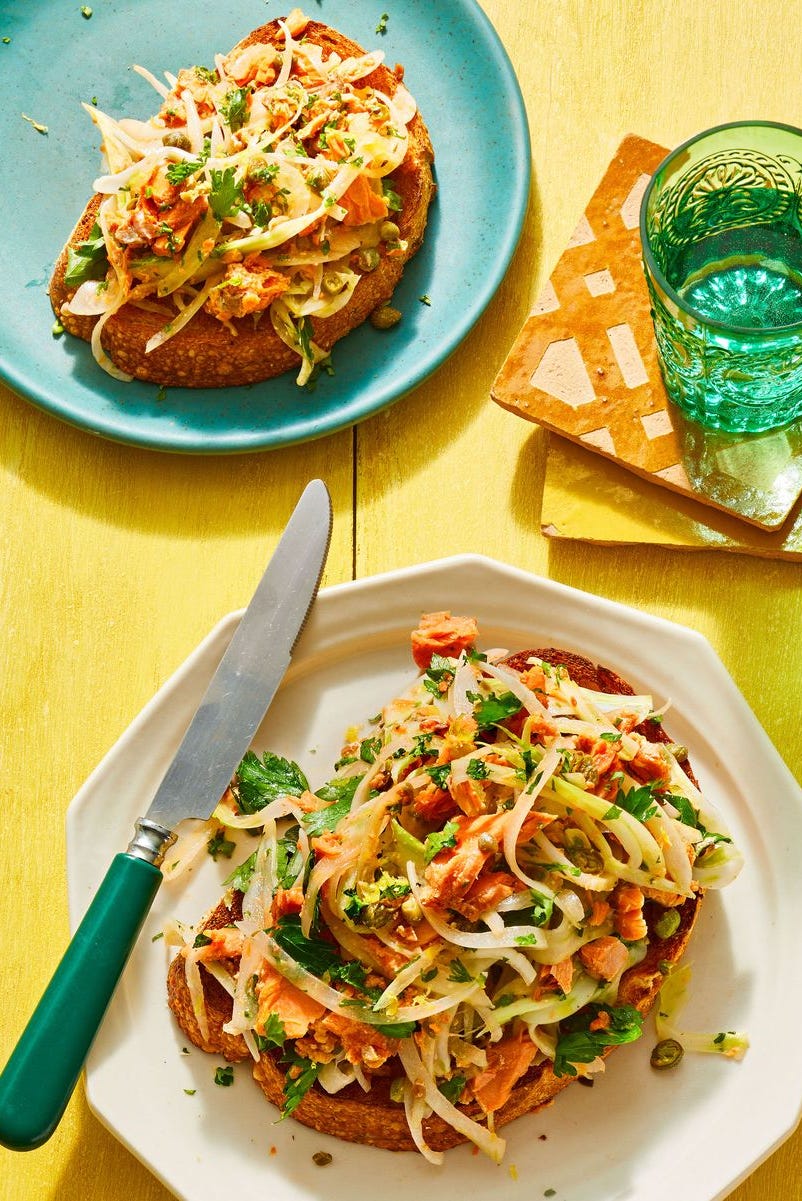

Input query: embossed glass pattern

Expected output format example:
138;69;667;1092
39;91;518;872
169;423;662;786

641;121;802;433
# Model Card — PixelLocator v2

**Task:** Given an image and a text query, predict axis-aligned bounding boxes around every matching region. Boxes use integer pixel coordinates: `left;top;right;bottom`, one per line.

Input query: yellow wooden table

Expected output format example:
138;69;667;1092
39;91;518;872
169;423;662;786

2;2;801;1198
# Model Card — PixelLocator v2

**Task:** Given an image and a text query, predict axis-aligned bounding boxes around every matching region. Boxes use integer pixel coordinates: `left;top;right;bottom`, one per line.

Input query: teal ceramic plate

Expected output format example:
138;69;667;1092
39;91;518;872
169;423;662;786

0;0;530;453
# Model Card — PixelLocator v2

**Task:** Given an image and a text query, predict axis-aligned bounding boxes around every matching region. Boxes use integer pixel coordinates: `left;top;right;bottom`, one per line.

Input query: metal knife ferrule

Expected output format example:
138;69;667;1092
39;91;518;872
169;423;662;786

126;818;176;867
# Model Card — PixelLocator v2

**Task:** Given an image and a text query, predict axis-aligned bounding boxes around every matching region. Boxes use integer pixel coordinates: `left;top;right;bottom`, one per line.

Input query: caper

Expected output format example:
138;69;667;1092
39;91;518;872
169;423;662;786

163;131;192;151
653;908;681;940
358;247;380;272
369;305;402;330
246;154;269;179
666;742;689;763
477;832;498;854
322;271;342;295
312;1151;333;1167
379;219;400;241
650;1038;684;1070
362;903;392;928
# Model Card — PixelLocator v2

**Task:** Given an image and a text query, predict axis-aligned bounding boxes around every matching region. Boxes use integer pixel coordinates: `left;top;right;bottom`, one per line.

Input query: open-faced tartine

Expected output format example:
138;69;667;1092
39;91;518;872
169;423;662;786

49;10;435;388
166;612;743;1162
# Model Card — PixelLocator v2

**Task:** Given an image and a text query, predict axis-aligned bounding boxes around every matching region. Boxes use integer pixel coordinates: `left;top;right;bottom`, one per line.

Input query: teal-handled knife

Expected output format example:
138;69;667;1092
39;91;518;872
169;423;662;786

0;478;332;1152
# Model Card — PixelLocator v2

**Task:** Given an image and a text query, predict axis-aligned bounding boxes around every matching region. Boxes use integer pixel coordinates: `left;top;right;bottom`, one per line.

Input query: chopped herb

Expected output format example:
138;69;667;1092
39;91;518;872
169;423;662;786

447;958;473;984
207;830;236;860
612;781;659;823
275;824;304;889
602;805;622;821
2;37;10;44
529;889;554;927
376;11;389;34
273;915;344;977
423;820;459;863
471;690;522;731
184;1088;196;1096
360;735;383;764
193;932;212;949
303;784;363;838
80;6;93;17
599;732;622;743
713;1032;726;1045
156;385;167;402
438;1074;467;1104
426;763;451;790
515;933;538;946
281;1050;321;1117
181;1047;190;1055
214;1065;235;1086
553;1004;643;1078
418;294;432;305
194;65;218;83
235;749;308;814
420;967;438;983
165;158;204;185
224;851;256;894
374;1020;416;1038
64;222;108;286
151;931;164;942
255;1013;287;1051
219;86;248;131
544;1191;557;1198
381;179;402;212
209;166;244;220
466;758;489;780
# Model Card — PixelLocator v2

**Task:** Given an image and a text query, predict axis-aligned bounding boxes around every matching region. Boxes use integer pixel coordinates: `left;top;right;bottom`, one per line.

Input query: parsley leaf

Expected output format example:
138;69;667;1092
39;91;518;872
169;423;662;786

272;915;342;977
529;889;554;927
426;763;451;790
360;736;383;764
254;1013;287;1051
303;774;364;837
209;166;244;220
423;653;456;696
64;222;108;287
276;824;304;889
235;750;309;814
281;1049;320;1117
613;781;659;823
466;758;489;780
373;1020;417;1038
223;852;256;894
438;1074;466;1103
219;86;248;131
447;958;473;983
553;1004;643;1078
207;830;235;860
471;690;522;731
214;1065;234;1086
423;820;459;863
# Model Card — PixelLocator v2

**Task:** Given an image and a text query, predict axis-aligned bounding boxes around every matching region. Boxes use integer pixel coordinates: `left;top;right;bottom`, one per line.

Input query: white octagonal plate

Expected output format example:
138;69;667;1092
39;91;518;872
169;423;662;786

66;555;802;1201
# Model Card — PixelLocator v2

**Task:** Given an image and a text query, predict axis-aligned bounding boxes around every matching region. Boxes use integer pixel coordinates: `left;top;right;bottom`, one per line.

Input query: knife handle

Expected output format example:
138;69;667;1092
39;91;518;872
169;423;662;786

0;853;162;1151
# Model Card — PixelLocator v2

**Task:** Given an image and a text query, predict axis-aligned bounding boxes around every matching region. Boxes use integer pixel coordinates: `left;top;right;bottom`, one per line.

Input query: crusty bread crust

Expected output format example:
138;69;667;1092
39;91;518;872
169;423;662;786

167;647;703;1152
49;19;435;388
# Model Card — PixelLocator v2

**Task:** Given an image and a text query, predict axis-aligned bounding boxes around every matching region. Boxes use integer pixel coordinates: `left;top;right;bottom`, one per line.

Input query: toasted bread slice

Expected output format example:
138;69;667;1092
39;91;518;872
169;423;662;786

49;17;435;388
167;647;702;1153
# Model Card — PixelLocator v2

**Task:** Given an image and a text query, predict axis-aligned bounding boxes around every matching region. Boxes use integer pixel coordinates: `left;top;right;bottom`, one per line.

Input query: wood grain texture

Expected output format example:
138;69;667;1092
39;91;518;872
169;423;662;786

3;2;802;1199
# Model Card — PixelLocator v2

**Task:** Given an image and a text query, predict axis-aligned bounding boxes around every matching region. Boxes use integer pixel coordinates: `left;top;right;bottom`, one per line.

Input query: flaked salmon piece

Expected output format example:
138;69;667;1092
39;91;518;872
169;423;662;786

410;611;479;670
578;936;629;981
340;173;389;226
612;882;648;941
459;871;517;922
471;1028;537;1114
318;1012;397;1070
412;782;457;824
270;885;304;923
205;256;290;321
588;898;612;927
256;961;326;1039
434;714;478;765
628;735;672;784
195;925;244;963
424;810;552;910
547;956;574;995
311;829;344;859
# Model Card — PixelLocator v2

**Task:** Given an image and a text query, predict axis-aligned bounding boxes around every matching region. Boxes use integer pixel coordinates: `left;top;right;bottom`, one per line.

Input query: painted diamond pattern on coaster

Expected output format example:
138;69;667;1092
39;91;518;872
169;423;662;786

491;134;802;531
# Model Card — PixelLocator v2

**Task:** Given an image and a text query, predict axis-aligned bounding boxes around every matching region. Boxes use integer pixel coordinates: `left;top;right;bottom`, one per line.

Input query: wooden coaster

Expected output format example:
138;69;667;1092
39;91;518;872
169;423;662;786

541;434;802;560
492;134;802;531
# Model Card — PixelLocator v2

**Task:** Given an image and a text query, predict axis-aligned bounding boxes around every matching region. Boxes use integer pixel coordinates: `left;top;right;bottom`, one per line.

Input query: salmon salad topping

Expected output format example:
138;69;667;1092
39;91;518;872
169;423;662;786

62;9;419;384
166;613;744;1163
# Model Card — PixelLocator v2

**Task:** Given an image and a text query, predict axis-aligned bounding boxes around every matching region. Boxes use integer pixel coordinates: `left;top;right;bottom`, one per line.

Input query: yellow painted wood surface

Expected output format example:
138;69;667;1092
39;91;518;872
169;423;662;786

2;2;802;1199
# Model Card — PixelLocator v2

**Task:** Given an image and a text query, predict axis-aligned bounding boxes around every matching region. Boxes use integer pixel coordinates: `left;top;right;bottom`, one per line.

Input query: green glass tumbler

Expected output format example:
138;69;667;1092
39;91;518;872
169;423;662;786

641;121;802;433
